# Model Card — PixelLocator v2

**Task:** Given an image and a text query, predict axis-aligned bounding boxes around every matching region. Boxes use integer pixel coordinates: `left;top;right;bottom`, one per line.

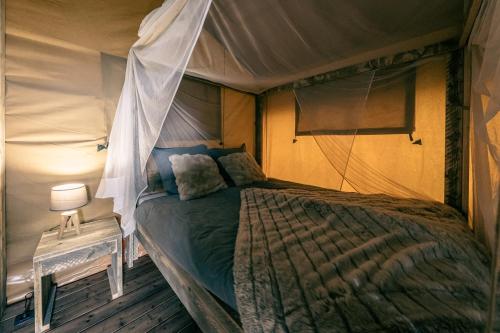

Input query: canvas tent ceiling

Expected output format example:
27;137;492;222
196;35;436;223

6;0;163;58
8;0;464;93
195;0;463;92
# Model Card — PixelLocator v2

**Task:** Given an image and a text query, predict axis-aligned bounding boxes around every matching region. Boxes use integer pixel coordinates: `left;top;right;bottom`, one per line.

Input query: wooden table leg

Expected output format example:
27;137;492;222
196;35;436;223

107;238;123;299
34;263;56;333
34;262;43;333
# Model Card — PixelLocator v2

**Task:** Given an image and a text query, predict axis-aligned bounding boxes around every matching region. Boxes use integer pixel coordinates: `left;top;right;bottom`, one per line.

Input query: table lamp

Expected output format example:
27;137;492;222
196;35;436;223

50;183;88;239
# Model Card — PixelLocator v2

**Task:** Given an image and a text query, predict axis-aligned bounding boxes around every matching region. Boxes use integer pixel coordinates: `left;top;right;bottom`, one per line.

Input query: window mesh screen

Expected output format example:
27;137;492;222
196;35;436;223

295;66;416;135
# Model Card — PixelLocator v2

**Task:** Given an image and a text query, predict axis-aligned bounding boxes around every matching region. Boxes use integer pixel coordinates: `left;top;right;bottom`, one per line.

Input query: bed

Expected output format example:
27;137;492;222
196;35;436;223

132;179;490;333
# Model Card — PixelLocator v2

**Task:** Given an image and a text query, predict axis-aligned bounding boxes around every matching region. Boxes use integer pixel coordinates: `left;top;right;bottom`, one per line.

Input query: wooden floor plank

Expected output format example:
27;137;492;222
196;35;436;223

51;279;169;332
1;256;199;333
1;316;20;333
147;308;196;333
6;318;33;333
54;271;108;301
2;298;31;321
178;321;203;333
55;255;151;301
114;294;185;333
53;262;157;313
2;303;25;321
50;269;163;327
83;290;176;333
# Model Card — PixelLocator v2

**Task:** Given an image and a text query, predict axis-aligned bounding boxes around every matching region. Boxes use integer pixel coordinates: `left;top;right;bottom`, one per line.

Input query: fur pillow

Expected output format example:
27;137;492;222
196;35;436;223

218;152;266;186
151;144;208;194
169;154;227;200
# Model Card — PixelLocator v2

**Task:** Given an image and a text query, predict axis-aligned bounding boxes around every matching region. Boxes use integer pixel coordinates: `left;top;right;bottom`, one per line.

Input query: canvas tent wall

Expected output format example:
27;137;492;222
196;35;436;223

261;58;448;202
0;0;497;322
3;0;160;302
3;0;254;302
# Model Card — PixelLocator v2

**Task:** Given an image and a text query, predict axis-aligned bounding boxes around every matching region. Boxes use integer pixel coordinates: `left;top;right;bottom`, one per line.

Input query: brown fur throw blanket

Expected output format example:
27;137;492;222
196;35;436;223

234;188;490;332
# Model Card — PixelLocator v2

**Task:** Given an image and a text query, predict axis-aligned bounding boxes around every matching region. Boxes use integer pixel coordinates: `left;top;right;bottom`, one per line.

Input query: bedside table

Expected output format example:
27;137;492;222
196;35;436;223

33;217;123;333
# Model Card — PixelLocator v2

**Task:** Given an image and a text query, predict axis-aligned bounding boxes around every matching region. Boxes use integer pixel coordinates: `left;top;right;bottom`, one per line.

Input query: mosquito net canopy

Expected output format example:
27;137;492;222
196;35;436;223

5;0;498;307
97;0;469;238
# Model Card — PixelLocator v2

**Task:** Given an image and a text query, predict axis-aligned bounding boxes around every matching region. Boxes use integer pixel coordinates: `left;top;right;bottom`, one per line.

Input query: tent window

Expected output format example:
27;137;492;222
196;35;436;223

295;66;416;135
157;77;222;145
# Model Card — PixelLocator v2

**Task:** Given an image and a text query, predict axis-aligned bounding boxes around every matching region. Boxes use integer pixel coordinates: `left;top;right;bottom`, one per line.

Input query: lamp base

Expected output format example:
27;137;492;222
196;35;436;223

58;210;81;239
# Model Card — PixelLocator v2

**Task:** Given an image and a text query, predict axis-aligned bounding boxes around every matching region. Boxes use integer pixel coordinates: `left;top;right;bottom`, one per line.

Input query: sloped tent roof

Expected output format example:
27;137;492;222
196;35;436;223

96;0;466;237
191;0;463;93
9;0;464;94
6;0;164;57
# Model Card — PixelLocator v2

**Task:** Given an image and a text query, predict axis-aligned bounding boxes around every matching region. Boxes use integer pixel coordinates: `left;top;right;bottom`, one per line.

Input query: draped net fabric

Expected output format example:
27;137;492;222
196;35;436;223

294;60;438;199
470;0;500;253
97;0;464;237
96;0;212;236
262;59;447;208
468;0;500;328
313;135;431;199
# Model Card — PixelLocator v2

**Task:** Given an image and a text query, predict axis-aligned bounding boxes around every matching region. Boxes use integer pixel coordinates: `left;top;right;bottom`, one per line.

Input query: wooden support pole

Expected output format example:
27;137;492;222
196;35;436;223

463;47;472;224
0;0;6;319
459;0;483;48
255;94;265;166
445;50;465;212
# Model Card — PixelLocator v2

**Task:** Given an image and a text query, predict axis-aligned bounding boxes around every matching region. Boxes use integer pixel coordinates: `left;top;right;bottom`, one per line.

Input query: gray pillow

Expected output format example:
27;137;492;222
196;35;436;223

218;152;266;186
169;154;227;200
143;156;164;195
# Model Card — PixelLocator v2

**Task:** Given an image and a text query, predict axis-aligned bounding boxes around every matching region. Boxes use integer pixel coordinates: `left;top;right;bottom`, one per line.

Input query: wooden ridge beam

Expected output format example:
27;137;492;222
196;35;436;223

459;0;483;47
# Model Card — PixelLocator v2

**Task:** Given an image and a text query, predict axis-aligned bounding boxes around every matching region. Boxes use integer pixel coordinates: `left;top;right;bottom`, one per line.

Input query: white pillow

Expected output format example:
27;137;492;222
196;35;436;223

218;152;266;186
169;154;227;200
